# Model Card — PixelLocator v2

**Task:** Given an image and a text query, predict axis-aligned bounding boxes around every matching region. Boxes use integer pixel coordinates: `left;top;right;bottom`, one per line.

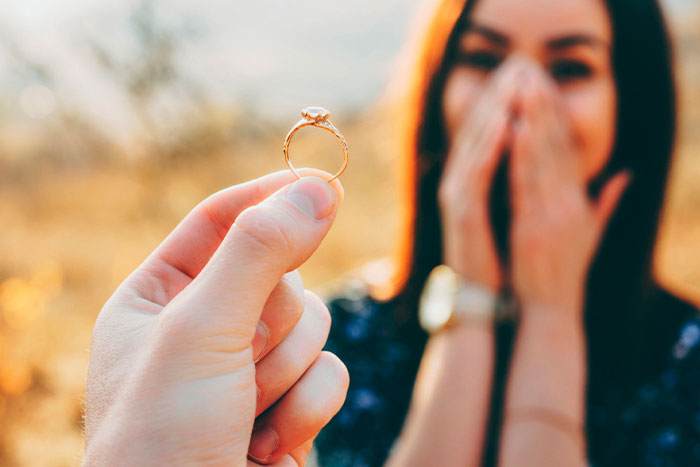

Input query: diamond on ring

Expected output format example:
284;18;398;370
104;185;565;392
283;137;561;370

302;107;331;123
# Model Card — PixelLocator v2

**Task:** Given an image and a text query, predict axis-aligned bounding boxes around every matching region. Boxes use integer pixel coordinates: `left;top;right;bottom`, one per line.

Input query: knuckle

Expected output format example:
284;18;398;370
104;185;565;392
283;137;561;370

297;352;349;423
157;307;191;339
305;290;332;334
197;196;233;243
232;206;293;255
287;293;306;318
283;270;304;291
317;351;350;394
271;275;305;319
284;286;306;320
154;308;201;353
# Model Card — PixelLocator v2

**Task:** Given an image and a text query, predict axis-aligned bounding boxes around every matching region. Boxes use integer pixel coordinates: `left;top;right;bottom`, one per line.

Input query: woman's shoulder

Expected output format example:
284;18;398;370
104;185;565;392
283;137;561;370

594;287;700;465
646;286;700;372
625;293;700;464
318;273;426;375
312;261;428;466
313;259;426;352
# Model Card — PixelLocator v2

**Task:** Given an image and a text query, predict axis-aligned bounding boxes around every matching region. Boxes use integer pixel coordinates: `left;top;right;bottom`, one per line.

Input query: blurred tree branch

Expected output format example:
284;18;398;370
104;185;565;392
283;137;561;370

89;0;206;156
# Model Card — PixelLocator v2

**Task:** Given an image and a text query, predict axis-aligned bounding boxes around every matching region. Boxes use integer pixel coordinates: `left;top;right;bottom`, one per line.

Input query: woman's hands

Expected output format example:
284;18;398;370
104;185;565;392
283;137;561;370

498;64;628;467
393;58;531;467
434;54;630;466
440;55;629;315
438;57;525;293
83;169;349;466
509;62;631;320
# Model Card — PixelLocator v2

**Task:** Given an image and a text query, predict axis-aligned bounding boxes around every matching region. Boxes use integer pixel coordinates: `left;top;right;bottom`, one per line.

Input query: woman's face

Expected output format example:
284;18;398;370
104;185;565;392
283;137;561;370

442;0;616;183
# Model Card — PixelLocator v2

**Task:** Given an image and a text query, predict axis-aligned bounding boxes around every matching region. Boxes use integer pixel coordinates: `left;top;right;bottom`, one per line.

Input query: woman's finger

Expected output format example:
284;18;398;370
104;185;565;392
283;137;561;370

253;270;305;363
510;118;539;219
517;71;553;177
513;67;571;206
593;170;632;236
445;95;513;198
520;61;581;187
535;69;583;185
445;57;522;184
248;352;349;464
255;290;331;416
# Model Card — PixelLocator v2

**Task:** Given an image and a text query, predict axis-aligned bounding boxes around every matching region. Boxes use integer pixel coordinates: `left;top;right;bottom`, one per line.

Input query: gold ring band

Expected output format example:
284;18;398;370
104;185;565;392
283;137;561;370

283;107;349;183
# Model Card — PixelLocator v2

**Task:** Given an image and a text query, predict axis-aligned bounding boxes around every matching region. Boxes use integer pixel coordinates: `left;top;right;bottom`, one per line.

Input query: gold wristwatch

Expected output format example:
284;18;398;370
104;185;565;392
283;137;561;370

418;264;517;334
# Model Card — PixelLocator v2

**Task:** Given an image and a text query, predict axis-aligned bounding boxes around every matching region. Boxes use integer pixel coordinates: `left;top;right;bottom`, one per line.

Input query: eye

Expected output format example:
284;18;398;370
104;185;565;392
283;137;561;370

549;59;593;83
454;50;503;72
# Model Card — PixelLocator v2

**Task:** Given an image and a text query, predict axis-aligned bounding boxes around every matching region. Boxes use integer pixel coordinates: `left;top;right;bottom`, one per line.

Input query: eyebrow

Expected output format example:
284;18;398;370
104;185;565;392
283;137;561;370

464;23;509;47
463;22;610;51
548;35;610;51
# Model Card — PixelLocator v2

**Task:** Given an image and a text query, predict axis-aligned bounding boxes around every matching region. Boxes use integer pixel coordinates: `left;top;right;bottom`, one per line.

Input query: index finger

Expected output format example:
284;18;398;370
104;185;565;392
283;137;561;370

133;168;344;306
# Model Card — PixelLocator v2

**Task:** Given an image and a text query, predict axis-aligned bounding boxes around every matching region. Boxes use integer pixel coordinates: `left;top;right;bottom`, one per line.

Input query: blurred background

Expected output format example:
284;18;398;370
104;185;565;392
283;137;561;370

0;0;698;465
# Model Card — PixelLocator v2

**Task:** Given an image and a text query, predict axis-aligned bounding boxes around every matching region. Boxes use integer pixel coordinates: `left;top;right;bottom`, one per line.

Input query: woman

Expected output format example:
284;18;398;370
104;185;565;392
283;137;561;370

315;0;700;465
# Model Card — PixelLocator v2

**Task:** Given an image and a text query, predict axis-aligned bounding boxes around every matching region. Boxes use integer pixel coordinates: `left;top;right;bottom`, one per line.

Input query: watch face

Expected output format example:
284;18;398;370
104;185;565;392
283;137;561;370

419;265;457;333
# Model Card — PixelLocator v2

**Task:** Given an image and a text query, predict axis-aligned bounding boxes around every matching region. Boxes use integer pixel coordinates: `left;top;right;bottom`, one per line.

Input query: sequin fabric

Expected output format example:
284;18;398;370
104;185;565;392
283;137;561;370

314;283;700;467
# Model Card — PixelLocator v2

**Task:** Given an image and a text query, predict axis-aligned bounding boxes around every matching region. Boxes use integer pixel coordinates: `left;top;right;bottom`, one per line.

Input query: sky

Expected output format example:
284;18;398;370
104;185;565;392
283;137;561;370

0;0;694;136
0;0;426;135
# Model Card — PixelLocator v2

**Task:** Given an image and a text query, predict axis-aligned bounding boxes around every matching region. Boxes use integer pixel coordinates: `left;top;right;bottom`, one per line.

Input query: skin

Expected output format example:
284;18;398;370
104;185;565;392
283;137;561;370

83;169;349;466
388;0;630;465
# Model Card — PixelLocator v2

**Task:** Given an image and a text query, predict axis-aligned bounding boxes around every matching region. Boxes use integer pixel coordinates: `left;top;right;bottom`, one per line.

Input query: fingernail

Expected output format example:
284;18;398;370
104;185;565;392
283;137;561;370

286;176;337;220
248;426;279;462
252;321;269;363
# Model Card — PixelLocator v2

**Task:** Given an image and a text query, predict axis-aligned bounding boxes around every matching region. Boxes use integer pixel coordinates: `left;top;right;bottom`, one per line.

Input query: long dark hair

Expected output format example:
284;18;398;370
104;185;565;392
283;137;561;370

384;0;693;462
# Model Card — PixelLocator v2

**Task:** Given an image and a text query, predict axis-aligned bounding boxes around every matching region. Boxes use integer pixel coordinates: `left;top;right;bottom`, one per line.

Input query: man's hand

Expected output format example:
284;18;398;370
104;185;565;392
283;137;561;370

83;169;349;466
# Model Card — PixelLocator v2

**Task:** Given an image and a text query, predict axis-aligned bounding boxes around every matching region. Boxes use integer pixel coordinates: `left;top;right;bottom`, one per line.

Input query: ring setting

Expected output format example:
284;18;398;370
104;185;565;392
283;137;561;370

301;107;331;123
284;106;349;183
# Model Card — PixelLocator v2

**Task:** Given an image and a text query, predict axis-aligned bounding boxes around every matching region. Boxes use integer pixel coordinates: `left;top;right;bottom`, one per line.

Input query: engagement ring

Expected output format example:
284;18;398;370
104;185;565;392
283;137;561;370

283;106;349;182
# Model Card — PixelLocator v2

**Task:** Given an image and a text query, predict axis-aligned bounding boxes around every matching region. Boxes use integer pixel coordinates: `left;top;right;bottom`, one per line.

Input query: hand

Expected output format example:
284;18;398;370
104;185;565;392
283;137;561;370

509;63;631;318
438;57;525;292
83;169;349;466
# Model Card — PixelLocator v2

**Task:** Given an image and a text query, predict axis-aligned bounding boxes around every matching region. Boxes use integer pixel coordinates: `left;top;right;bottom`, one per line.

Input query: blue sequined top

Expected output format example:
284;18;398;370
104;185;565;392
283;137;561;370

314;281;700;467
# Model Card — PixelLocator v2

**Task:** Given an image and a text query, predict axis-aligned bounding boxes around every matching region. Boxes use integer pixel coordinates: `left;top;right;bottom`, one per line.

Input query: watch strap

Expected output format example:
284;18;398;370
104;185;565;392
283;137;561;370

452;279;499;325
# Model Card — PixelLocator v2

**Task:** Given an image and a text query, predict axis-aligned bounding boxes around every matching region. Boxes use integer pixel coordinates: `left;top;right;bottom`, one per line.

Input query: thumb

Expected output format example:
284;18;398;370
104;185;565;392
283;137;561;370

594;170;632;238
170;175;341;346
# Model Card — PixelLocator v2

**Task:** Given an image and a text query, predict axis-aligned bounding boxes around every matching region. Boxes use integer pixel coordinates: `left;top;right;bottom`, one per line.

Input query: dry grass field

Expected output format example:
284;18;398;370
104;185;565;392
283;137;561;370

0;9;699;467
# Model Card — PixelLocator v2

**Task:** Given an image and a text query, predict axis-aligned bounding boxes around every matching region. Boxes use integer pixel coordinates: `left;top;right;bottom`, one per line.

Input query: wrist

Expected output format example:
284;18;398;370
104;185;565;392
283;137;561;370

84;418;240;467
507;312;587;428
419;265;504;334
517;281;585;320
436;320;495;343
518;312;585;355
519;300;583;330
